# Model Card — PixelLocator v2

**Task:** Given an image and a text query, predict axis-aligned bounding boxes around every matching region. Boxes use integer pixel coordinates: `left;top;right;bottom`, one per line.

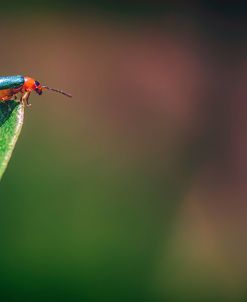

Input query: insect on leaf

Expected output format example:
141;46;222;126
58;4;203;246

0;101;24;180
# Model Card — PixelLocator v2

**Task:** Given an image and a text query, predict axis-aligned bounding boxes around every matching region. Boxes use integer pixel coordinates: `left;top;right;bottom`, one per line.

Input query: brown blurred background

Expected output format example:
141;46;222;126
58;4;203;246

0;1;247;301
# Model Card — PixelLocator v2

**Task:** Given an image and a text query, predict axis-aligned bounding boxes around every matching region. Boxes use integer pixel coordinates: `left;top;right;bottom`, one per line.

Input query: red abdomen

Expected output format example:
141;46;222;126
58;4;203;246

0;87;22;101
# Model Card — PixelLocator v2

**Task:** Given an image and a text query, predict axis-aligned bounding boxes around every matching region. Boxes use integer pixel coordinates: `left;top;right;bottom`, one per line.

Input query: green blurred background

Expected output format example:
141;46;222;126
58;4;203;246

0;1;247;301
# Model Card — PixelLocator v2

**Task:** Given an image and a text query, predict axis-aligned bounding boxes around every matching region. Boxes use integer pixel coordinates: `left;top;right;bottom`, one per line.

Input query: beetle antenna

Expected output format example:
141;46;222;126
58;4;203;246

42;86;72;98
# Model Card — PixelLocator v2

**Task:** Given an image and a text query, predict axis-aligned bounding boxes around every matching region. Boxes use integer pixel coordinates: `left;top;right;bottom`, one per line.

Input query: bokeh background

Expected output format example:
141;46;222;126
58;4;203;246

0;1;247;301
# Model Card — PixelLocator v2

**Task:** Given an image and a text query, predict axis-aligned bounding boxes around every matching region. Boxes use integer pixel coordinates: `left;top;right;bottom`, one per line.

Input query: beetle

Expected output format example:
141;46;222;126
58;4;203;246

0;75;72;106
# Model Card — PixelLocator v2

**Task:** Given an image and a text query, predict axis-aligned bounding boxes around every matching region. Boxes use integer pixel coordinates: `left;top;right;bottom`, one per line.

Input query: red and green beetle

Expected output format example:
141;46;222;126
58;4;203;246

0;75;72;106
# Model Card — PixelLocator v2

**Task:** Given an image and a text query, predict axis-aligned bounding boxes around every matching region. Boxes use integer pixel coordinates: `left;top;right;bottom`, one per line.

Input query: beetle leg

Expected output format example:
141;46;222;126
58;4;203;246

21;91;31;107
12;95;17;100
26;96;31;107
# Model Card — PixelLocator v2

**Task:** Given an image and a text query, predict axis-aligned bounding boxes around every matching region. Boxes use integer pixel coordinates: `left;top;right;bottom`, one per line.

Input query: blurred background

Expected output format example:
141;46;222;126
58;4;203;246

0;1;247;301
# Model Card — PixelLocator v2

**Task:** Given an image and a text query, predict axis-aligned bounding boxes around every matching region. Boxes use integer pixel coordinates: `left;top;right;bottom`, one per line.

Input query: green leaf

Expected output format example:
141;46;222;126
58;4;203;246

0;101;24;180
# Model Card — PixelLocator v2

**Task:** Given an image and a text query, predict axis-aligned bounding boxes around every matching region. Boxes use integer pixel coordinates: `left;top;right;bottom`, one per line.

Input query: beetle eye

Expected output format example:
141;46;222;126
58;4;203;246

35;81;40;86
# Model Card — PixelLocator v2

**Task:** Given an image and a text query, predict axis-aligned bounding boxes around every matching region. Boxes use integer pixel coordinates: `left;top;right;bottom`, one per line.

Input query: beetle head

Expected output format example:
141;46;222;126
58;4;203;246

24;76;72;98
24;76;43;95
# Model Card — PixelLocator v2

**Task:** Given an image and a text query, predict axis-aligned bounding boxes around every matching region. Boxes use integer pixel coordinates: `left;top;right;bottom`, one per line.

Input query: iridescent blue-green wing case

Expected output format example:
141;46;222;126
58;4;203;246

0;76;24;90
